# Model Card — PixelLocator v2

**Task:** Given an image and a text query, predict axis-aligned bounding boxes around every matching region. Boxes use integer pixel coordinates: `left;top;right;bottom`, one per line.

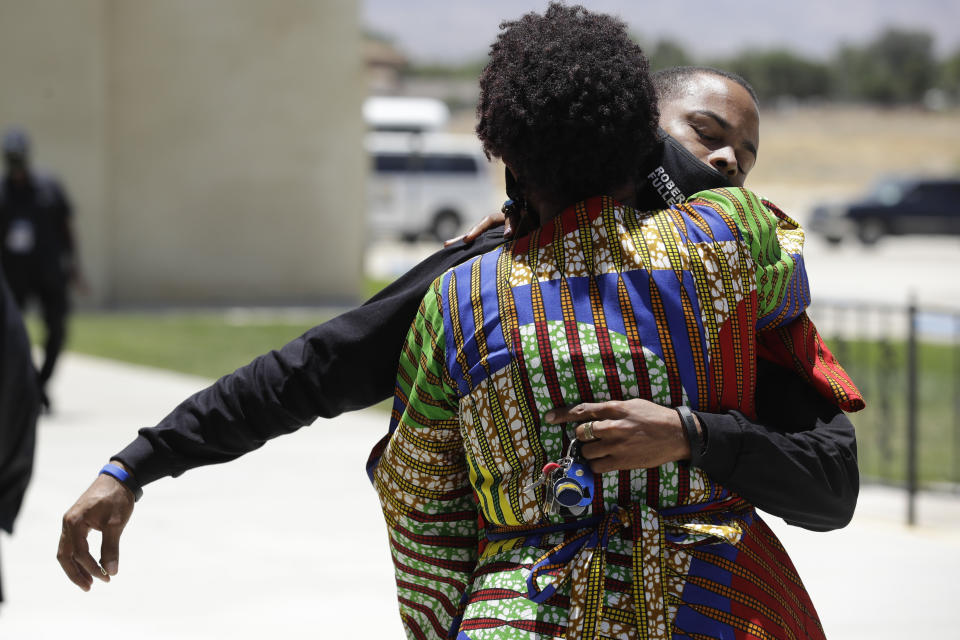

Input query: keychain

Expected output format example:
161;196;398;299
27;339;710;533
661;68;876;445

524;439;595;516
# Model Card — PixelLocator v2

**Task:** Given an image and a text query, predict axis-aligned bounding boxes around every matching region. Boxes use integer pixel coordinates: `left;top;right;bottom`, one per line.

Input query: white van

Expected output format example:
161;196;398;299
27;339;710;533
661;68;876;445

363;96;450;133
365;130;500;241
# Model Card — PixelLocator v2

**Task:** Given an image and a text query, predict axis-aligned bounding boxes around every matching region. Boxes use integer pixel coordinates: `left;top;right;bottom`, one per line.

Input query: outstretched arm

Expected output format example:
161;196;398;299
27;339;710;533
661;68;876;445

110;228;505;486
56;229;505;589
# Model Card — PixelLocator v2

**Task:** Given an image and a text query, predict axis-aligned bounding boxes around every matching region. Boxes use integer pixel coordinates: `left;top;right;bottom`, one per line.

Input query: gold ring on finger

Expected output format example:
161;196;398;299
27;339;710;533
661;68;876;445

582;421;596;441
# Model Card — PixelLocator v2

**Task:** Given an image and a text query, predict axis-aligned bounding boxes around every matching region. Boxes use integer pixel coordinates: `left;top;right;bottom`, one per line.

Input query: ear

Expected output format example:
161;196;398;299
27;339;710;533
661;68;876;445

504;166;523;203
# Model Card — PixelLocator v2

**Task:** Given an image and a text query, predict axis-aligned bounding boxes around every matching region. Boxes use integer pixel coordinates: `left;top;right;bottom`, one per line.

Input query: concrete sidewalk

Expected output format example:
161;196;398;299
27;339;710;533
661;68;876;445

2;353;958;639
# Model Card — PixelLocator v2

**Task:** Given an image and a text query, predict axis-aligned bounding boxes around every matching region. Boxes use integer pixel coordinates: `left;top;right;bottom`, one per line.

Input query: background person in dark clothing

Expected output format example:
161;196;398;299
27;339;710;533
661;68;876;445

0;270;42;605
0;127;83;406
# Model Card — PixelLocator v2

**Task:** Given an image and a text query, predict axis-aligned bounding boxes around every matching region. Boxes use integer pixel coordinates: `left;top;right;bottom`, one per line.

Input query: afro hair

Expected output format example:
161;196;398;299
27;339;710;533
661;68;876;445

476;3;659;208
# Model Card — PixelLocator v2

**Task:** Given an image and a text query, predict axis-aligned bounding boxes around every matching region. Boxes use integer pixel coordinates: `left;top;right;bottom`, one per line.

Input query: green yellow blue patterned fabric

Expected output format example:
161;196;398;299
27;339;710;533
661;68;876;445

372;188;826;640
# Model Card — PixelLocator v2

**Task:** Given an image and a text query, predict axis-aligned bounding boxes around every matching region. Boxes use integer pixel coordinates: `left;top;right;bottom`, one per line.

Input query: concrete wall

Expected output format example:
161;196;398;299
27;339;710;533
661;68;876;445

0;0;110;302
0;0;365;306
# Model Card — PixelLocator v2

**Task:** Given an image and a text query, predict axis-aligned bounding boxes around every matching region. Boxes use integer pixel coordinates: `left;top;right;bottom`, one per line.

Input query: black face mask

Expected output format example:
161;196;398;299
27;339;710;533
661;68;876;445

502;129;731;233
633;128;732;210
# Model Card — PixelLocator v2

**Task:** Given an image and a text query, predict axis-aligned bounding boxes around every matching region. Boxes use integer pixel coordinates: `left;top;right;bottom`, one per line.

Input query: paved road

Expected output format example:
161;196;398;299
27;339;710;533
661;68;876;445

802;233;960;310
3;353;959;639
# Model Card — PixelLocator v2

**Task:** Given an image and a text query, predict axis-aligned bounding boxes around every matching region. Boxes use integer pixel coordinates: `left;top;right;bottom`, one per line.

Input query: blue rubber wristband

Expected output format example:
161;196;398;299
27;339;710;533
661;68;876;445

99;463;143;502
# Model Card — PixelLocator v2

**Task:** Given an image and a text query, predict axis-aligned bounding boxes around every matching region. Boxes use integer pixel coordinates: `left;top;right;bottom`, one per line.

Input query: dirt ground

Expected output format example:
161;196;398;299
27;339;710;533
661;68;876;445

748;106;960;221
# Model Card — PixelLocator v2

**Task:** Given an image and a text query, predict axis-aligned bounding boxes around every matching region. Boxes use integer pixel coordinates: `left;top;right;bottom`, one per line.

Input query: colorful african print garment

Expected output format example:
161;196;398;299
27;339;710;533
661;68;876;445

373;188;827;640
755;198;863;413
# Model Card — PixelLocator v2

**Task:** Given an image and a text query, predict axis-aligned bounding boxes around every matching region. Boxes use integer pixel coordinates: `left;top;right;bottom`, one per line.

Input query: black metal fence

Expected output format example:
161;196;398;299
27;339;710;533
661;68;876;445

809;300;960;524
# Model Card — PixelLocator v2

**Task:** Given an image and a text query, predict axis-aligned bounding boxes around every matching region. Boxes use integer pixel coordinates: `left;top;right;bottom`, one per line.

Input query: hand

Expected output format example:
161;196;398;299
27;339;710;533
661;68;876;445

57;464;135;591
443;211;509;247
544;399;694;472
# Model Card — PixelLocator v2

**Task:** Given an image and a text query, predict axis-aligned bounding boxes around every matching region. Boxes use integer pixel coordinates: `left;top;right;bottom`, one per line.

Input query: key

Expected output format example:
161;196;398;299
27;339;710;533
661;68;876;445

524;462;564;494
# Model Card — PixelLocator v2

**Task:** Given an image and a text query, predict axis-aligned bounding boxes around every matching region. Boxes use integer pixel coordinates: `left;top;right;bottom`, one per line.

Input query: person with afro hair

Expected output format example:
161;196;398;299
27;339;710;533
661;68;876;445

372;4;831;638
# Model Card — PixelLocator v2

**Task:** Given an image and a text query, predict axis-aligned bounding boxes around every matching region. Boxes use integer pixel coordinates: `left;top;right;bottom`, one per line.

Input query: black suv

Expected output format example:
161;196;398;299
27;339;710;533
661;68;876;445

809;177;960;245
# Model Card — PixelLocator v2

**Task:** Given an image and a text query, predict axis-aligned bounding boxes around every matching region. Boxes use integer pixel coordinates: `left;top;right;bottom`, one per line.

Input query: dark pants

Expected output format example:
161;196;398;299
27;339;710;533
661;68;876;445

6;274;68;387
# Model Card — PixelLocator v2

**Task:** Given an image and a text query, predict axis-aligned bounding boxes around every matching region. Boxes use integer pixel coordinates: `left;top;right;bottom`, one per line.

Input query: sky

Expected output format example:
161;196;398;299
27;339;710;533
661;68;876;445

362;0;960;64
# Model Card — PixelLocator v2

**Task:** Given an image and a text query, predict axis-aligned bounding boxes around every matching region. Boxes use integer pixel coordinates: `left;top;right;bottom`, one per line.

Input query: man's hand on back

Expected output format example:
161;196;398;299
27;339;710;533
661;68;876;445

443;211;509;247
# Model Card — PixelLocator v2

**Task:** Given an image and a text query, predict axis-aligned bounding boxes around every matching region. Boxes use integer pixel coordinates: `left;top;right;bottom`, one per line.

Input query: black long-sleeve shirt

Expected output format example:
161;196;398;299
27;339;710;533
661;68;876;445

114;227;858;532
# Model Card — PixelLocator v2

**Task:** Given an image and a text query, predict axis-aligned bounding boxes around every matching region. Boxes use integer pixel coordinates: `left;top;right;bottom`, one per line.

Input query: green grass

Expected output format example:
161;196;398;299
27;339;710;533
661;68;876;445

825;337;960;489
26;309;335;380
23;277;399;380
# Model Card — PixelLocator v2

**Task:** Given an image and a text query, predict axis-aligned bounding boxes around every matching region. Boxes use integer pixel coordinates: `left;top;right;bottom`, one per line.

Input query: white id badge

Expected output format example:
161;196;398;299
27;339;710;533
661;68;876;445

5;219;35;254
